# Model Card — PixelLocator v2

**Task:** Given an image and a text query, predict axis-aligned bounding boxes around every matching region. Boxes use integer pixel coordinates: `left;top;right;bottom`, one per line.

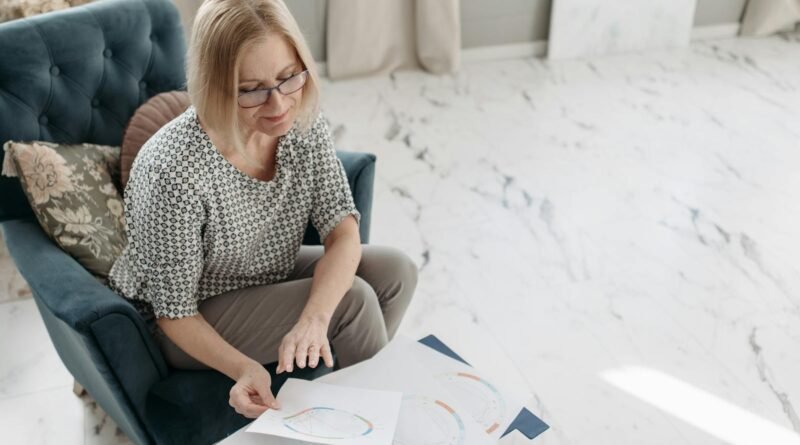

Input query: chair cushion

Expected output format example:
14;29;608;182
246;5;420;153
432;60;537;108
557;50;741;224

1;140;126;281
121;90;191;189
0;0;95;22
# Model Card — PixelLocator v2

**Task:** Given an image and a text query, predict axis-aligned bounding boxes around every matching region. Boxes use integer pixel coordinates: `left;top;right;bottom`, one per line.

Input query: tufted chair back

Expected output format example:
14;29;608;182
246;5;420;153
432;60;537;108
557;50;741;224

0;0;187;222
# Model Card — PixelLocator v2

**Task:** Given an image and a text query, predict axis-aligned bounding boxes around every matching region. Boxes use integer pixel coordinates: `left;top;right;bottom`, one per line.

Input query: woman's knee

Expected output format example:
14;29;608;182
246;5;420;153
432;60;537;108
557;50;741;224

361;246;419;291
394;248;419;290
335;276;383;322
328;277;390;367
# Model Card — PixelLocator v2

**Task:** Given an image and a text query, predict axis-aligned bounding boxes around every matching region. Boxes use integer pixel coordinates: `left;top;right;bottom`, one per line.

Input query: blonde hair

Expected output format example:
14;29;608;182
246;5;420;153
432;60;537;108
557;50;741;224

186;0;321;169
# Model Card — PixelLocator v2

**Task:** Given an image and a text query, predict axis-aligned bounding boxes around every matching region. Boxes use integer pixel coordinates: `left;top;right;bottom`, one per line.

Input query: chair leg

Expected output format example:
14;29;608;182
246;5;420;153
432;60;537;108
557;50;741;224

72;379;86;397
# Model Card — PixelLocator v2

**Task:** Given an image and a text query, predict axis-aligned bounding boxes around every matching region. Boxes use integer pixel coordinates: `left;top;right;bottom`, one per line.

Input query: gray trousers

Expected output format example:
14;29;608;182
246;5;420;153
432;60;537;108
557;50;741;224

155;245;418;370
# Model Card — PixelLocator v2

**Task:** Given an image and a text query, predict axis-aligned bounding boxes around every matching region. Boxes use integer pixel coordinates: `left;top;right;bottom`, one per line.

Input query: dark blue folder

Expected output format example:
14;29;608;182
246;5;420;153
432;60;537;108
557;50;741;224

417;335;549;440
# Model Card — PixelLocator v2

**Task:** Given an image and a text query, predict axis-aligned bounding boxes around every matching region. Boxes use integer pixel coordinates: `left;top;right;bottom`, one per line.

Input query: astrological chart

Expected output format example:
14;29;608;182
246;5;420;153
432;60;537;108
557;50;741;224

437;372;507;435
282;406;375;439
247;378;402;445
392;395;466;445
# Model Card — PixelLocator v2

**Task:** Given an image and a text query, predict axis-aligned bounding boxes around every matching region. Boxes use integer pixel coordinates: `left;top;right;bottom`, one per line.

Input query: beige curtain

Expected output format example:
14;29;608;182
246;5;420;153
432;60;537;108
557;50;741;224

740;0;800;36
326;0;461;80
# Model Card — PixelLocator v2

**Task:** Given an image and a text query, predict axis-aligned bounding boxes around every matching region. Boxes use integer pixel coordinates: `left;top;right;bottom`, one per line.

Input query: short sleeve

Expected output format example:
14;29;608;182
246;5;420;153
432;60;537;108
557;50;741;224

309;114;361;244
124;160;205;319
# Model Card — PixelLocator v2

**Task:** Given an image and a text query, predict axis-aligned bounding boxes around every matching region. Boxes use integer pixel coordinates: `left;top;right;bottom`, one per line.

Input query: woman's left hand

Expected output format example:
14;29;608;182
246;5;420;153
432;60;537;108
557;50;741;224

276;313;334;373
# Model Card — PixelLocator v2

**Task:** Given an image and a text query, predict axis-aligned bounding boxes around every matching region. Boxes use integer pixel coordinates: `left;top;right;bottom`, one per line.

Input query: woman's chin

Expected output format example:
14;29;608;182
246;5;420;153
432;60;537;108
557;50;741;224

256;118;293;137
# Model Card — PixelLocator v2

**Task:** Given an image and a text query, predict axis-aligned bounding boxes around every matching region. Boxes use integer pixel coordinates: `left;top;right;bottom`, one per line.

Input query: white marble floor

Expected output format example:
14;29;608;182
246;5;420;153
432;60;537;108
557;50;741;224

3;32;800;444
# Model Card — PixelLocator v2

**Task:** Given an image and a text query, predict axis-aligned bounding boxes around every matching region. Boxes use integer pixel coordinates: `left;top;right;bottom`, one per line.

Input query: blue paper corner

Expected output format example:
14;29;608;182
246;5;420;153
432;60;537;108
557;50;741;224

417;334;550;440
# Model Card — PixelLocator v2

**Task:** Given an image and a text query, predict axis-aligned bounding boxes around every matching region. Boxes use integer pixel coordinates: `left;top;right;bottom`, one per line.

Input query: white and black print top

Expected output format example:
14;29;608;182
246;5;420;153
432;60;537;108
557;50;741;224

108;105;360;320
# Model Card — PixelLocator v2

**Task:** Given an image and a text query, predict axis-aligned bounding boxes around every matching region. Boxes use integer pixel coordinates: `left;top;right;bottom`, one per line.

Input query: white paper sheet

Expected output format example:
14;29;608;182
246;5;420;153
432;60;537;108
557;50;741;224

420;328;534;406
318;338;496;445
246;378;402;445
378;335;530;441
218;425;314;445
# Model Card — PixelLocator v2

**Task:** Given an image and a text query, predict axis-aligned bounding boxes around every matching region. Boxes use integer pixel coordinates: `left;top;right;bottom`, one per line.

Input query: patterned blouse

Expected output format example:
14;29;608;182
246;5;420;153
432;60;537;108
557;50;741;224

108;105;360;319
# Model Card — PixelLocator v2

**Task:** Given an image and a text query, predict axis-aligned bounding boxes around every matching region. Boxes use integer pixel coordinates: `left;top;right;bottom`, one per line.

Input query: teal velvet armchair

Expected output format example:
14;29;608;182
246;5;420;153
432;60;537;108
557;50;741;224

0;0;376;443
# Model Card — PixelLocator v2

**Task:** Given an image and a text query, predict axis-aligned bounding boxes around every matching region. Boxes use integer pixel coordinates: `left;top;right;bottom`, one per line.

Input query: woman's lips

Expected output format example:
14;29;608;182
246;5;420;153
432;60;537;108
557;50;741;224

264;109;288;123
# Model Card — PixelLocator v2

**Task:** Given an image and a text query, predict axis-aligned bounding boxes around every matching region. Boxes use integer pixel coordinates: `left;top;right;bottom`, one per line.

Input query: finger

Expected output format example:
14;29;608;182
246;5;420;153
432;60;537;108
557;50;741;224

280;341;297;373
241;399;268;418
307;345;321;368
231;388;266;418
230;385;248;409
254;376;280;410
276;338;293;373
276;341;285;374
295;341;310;368
320;342;334;368
244;401;269;418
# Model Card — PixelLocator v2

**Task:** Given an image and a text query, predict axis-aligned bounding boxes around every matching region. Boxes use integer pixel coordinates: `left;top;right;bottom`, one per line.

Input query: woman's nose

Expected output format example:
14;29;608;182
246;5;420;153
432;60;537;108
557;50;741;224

264;90;285;112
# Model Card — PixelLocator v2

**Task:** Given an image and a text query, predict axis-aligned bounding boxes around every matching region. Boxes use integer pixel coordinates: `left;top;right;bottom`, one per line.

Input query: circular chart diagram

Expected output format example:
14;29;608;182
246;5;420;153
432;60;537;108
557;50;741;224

437;372;506;434
282;407;374;439
393;395;465;445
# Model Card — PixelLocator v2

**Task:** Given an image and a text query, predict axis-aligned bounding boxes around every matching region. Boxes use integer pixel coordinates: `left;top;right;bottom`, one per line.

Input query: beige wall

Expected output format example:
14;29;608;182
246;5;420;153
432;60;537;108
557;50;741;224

182;0;751;62
282;0;327;63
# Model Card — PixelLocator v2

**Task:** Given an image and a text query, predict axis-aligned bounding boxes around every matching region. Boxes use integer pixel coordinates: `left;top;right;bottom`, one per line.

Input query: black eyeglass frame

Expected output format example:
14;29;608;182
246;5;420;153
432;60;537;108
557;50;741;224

237;69;309;108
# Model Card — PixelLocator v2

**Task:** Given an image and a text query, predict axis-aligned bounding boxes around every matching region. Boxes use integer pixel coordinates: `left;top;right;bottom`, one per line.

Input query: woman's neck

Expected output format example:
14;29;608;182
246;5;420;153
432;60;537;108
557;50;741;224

199;116;277;169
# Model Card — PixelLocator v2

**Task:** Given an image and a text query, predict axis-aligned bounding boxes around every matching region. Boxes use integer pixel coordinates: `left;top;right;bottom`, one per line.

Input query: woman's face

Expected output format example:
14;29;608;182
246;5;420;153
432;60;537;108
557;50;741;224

236;33;304;138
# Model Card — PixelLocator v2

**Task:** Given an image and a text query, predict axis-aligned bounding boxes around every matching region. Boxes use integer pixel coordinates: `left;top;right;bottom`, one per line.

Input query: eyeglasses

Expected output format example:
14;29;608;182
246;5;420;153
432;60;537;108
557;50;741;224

237;69;309;108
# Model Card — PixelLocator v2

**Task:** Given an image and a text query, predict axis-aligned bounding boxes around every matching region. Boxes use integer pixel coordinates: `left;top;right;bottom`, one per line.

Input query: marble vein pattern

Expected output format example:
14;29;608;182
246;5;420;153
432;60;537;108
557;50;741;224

1;31;800;444
318;31;800;444
548;0;697;60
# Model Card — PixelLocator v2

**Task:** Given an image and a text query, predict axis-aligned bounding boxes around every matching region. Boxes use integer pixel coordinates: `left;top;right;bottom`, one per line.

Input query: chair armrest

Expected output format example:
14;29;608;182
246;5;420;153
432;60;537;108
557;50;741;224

2;219;157;336
1;218;166;444
338;150;376;244
302;150;377;245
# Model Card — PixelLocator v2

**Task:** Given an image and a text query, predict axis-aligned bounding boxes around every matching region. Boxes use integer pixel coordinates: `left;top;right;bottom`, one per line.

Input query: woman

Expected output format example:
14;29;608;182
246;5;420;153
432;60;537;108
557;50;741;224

108;0;417;419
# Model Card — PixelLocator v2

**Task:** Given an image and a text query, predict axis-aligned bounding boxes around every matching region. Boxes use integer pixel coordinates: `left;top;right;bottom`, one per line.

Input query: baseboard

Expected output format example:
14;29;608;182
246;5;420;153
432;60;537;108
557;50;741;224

461;40;548;63
317;22;743;77
455;23;740;65
317;41;549;77
690;22;741;41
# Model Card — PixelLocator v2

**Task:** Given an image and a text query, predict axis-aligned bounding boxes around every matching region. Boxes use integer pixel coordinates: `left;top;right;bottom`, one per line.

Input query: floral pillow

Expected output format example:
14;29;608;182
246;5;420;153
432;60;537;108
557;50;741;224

1;140;127;282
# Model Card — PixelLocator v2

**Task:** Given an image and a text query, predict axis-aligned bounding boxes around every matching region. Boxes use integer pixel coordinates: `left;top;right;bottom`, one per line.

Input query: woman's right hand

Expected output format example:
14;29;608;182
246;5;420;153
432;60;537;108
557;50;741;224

229;360;281;418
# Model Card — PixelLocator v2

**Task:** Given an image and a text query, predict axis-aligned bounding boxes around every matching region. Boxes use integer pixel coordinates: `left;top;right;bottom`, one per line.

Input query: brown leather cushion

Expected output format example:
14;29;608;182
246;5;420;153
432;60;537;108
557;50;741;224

121;91;192;189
